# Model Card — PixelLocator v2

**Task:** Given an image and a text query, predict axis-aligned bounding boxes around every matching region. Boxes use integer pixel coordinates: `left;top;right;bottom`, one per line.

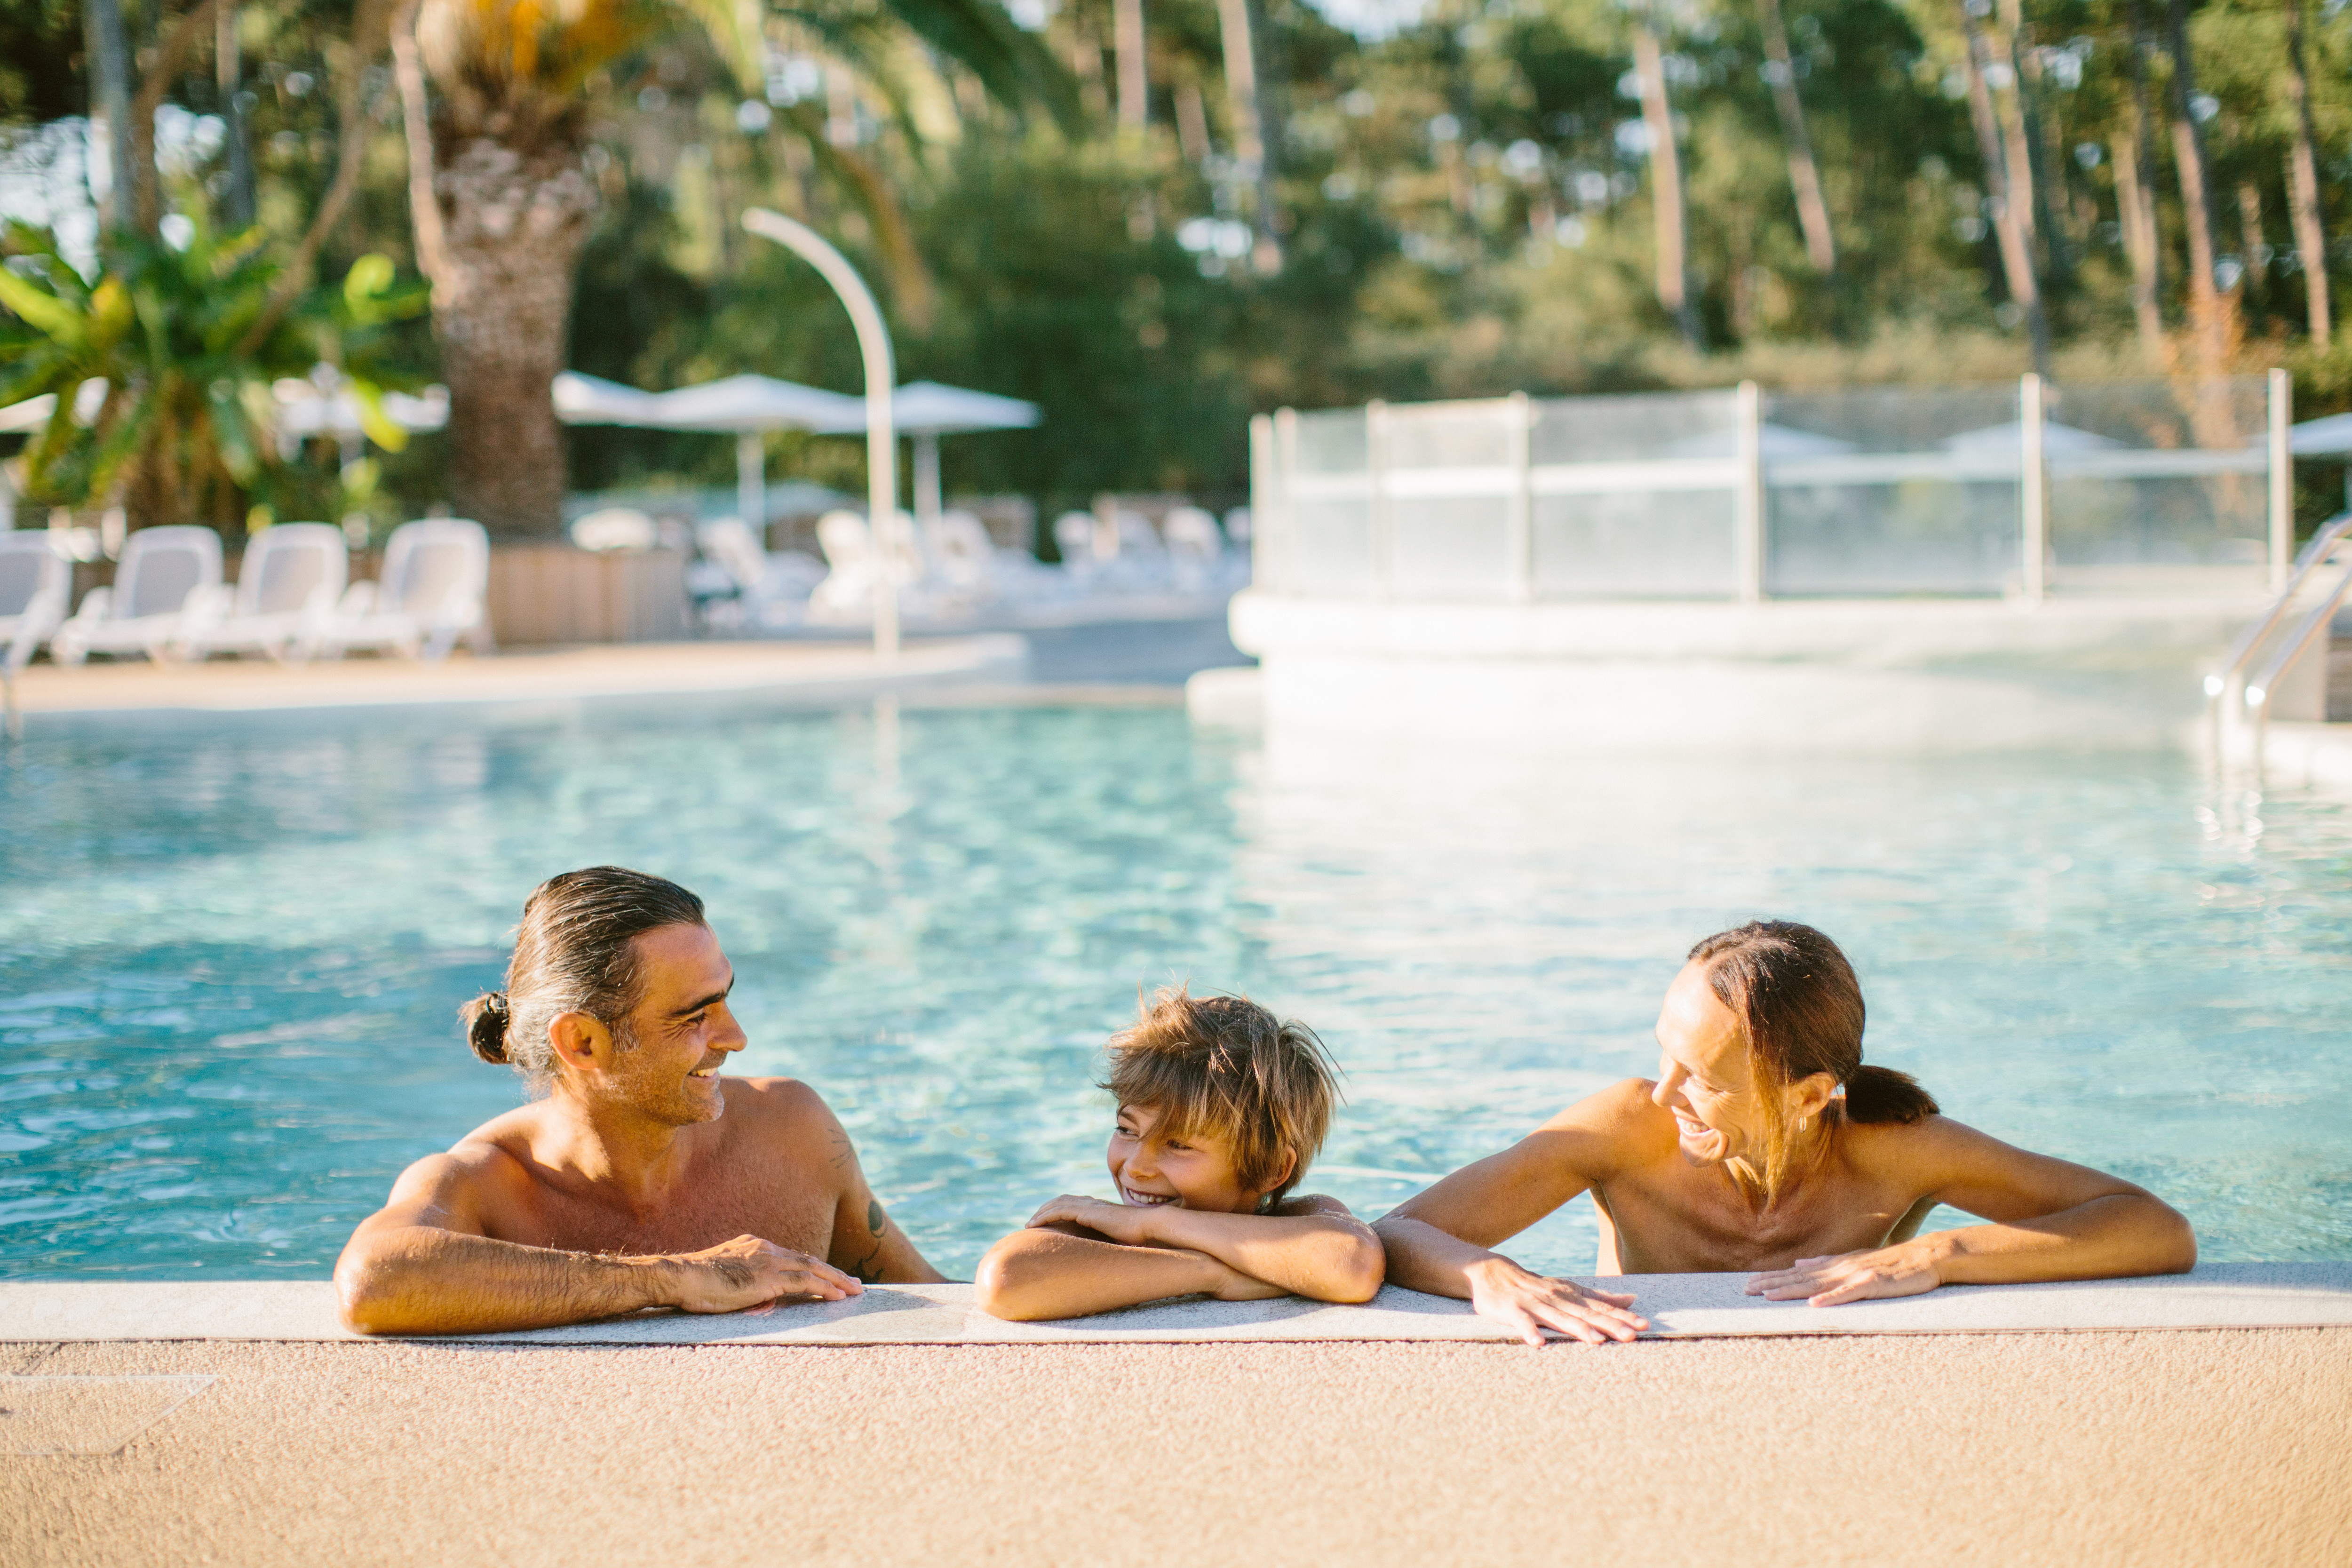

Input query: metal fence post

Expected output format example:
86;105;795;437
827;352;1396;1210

2269;367;2293;594
1249;412;1275;593
1273;407;1300;595
1367;398;1392;600
1507;391;1533;605
1735;380;1764;604
2020;372;2046;605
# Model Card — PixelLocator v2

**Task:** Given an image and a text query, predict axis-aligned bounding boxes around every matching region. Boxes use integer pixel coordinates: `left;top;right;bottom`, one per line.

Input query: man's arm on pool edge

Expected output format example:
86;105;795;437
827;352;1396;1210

333;1148;862;1335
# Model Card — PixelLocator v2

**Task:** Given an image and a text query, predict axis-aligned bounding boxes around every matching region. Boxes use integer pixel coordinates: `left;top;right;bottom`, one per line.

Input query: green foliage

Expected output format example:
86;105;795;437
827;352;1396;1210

0;216;426;525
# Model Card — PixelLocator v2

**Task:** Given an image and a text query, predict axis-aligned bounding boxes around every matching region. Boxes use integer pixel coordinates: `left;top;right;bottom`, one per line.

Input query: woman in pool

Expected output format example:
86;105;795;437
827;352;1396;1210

1375;920;2196;1345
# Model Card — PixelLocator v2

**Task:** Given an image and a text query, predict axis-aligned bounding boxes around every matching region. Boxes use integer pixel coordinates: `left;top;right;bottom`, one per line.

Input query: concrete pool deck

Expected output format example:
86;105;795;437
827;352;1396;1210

4;1329;2346;1566
2;636;1035;721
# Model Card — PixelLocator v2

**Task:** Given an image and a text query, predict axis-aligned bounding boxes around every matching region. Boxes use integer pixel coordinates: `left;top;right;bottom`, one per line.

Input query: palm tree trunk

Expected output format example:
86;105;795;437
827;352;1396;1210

2284;0;2332;346
1213;0;1280;273
425;141;599;536
1633;20;1703;350
1957;1;2049;376
1753;0;1834;274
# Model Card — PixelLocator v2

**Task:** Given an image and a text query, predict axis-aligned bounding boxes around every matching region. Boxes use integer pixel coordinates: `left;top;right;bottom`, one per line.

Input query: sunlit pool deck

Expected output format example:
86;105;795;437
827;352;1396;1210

2;635;1045;720
3;1274;2349;1565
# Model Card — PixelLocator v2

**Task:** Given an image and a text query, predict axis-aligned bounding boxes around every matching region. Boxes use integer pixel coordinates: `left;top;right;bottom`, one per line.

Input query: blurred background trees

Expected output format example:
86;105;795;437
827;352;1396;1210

3;0;2348;538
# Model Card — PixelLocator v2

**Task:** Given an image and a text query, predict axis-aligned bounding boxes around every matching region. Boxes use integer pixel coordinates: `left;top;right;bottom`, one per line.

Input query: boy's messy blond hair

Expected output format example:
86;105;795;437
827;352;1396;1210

1099;987;1341;1209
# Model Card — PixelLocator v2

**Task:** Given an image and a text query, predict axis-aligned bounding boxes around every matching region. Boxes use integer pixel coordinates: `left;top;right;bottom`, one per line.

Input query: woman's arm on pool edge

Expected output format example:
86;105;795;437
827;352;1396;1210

1748;1116;2198;1306
334;1147;861;1334
972;1221;1287;1321
1371;1082;1653;1345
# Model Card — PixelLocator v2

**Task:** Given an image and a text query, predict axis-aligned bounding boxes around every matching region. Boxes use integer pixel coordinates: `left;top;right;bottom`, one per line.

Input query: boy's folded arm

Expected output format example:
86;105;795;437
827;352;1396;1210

1129;1197;1385;1304
974;1224;1254;1321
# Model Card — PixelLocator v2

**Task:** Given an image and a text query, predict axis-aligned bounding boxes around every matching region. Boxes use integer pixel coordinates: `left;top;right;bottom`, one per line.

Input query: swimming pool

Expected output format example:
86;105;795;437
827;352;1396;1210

3;697;2347;1280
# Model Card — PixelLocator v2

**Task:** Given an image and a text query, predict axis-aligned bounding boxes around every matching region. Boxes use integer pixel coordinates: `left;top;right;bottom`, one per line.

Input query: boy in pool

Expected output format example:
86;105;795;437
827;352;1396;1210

974;987;1384;1320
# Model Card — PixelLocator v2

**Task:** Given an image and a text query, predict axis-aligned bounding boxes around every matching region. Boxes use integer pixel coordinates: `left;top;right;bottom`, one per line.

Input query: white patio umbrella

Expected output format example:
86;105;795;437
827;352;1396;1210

814;380;1040;528
553;372;864;530
553;371;675;427
271;375;448;473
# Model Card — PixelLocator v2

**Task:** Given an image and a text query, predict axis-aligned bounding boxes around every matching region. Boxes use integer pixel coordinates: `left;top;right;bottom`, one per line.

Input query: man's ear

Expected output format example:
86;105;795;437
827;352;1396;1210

548;1010;613;1074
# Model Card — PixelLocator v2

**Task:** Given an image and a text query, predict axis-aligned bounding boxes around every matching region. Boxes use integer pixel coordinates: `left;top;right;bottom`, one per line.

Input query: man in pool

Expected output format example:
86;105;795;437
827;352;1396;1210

1376;920;2196;1345
335;866;944;1334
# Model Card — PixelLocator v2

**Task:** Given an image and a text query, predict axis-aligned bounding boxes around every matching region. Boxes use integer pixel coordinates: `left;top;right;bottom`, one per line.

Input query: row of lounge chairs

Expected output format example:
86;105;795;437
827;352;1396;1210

0;518;493;673
586;504;1248;630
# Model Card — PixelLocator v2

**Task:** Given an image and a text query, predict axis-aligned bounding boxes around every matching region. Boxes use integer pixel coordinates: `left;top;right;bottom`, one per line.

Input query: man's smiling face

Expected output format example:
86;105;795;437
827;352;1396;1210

604;923;746;1127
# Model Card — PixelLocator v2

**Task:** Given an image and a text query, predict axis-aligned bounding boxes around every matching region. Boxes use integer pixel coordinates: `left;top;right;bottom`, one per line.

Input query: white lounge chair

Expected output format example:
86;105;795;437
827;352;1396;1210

175;523;348;662
1052;511;1104;587
694;517;824;629
570;508;660;552
316;518;492;661
52;524;222;664
809;510;928;621
0;532;71;673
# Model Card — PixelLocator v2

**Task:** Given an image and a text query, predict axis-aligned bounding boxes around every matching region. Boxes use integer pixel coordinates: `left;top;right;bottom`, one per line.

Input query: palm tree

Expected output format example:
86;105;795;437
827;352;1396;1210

394;0;1066;537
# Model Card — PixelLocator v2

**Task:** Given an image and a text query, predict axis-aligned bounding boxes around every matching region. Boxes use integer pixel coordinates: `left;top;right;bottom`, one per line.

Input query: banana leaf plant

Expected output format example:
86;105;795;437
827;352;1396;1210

0;217;428;529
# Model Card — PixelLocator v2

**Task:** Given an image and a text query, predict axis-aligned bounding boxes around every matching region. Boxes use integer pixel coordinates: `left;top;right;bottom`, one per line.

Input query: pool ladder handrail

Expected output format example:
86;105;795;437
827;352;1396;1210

2206;511;2352;711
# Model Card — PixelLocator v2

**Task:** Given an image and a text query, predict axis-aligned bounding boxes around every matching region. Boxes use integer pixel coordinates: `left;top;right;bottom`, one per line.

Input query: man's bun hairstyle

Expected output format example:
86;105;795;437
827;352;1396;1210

463;867;707;1087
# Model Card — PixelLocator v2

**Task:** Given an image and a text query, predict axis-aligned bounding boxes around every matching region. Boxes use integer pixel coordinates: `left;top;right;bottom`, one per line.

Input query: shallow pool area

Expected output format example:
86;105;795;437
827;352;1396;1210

2;697;2348;1280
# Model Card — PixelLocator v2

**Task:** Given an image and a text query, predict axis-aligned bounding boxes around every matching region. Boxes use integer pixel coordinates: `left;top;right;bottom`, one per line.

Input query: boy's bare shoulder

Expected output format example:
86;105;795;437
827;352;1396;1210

1272;1193;1358;1218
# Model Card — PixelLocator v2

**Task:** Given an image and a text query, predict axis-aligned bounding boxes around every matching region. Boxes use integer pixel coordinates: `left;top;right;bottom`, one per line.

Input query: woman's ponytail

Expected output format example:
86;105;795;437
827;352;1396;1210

462;991;512;1065
1843;1063;1938;1125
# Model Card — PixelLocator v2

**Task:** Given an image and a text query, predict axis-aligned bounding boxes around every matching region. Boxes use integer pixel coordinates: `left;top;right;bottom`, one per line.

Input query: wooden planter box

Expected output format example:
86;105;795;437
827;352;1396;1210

486;545;687;646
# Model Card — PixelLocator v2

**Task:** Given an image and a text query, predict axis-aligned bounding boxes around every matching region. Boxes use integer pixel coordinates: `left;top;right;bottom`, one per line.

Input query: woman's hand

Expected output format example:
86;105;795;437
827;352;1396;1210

1026;1194;1160;1245
1747;1240;1942;1306
1464;1257;1646;1345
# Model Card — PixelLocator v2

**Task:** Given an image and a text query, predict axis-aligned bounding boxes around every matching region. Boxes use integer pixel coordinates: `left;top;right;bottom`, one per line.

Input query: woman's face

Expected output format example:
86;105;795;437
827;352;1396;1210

1649;961;1769;1168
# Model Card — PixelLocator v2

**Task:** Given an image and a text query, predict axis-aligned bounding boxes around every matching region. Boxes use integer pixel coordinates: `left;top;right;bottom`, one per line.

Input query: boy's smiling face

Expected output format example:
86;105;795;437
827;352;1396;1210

1108;1102;1284;1215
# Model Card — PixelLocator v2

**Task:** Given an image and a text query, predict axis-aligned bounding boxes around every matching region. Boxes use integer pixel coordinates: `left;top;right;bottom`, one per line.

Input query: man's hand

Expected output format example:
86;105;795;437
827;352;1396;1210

664;1234;864;1314
1747;1241;1942;1307
1464;1256;1647;1345
1026;1194;1159;1246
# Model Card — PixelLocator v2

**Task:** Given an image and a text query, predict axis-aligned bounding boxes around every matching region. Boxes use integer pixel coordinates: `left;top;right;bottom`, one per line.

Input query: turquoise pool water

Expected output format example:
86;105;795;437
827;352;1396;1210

2;698;2348;1280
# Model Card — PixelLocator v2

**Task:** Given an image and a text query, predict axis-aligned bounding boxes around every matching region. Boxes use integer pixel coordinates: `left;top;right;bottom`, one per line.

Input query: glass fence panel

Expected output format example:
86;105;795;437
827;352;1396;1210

1533;492;1738;598
1287;498;1376;596
1530;389;1740;462
1393;497;1512;600
1765;385;2024;453
1384;401;1513;470
1293;408;1369;475
1767;481;2018;595
2043;378;2267;586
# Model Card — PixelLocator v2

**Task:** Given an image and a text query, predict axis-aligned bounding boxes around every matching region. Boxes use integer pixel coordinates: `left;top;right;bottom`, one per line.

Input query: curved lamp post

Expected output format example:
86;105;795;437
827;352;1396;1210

741;208;900;660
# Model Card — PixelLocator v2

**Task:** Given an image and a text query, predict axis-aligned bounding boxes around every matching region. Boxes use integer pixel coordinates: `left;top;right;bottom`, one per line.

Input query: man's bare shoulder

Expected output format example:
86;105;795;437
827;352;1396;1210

716;1074;832;1124
715;1075;847;1158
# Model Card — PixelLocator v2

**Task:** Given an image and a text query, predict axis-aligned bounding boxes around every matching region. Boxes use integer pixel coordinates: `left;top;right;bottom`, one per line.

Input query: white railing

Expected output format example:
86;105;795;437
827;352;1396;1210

1251;373;2289;605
